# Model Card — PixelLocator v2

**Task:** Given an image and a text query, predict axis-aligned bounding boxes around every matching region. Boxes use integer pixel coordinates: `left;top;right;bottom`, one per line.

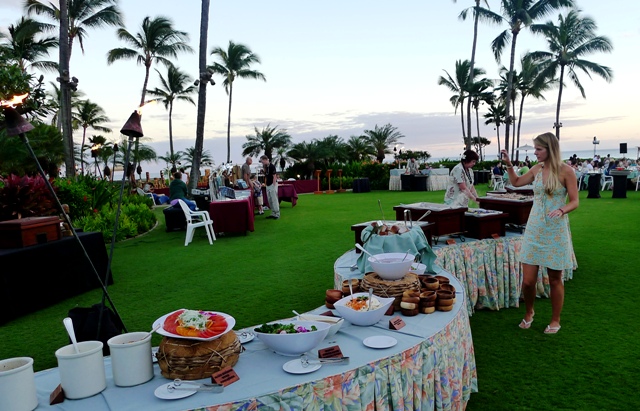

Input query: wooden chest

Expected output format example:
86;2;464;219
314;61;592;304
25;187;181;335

464;212;509;240
0;216;61;248
393;204;467;238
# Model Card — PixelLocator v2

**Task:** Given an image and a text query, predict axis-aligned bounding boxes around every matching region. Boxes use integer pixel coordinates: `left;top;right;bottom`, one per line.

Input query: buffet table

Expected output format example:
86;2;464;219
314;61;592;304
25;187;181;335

261;184;298;208
393;203;467;242
280;179;317;194
428;168;450;191
0;231;112;325
477;196;533;228
32;269;477;410
208;196;254;235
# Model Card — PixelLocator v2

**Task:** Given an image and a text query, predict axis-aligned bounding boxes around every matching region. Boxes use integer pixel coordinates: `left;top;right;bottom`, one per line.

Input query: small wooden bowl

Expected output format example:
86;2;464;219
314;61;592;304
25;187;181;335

420;300;436;308
325;301;335;309
326;289;343;300
439;284;455;294
435;275;450;285
401;308;420;316
419;290;437;302
437;305;454;312
421;306;436;314
403;290;420;298
421;277;439;290
342;279;360;294
436;290;454;300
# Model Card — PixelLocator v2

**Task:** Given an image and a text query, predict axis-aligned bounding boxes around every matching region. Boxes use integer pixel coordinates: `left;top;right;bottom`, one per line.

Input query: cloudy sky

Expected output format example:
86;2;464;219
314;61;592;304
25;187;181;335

2;0;639;173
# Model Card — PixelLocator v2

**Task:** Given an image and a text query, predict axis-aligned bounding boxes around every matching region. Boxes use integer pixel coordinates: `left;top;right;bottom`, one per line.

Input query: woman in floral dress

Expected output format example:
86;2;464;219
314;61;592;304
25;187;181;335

501;132;579;334
444;150;480;208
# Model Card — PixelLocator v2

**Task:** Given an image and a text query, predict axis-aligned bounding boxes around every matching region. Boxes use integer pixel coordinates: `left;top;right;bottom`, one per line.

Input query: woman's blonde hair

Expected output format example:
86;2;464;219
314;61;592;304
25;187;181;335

533;132;563;195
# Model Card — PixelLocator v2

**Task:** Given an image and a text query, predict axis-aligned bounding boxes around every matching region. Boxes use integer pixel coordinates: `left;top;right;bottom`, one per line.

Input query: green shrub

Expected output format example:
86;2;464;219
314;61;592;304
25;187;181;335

0;174;57;221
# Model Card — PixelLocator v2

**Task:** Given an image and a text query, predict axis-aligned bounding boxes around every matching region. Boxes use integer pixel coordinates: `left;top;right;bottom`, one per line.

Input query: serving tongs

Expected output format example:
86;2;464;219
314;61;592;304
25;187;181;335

167;378;224;393
300;355;350;368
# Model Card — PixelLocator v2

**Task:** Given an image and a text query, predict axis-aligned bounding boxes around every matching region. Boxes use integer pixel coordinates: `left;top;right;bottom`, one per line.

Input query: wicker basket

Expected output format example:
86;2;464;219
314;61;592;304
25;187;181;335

156;330;241;380
361;272;421;311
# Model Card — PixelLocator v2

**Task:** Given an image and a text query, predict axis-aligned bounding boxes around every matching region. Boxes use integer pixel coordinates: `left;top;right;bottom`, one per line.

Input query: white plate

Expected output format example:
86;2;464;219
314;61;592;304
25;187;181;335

235;331;255;344
154;382;197;400
282;359;321;374
152;309;236;341
409;263;426;275
363;336;397;349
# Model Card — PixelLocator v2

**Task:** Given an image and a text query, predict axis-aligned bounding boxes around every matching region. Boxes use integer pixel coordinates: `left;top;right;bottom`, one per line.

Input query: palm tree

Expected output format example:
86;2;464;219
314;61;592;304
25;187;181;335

0;17;58;72
346;135;375;162
468;77;494;159
438;60;486;148
85;134;107;177
158;151;186;171
241;124;292;161
147;65;196;159
362;124;404;163
317;135;349;166
181;147;213;172
47;81;85;130
456;1;502;140
274;146;291;172
529;9;613;139
209;41;266;163
25;0;123;177
495;66;520;157
72;99;111;175
192;0;211;192
107;15;193;179
513;54;553;158
287;140;327;178
484;96;506;156
490;0;574;153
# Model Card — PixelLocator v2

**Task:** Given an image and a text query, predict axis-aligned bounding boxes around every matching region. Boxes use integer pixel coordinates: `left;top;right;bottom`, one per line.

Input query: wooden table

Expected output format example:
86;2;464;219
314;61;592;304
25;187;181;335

477;196;533;227
393;203;467;242
464;211;509;239
351;220;434;251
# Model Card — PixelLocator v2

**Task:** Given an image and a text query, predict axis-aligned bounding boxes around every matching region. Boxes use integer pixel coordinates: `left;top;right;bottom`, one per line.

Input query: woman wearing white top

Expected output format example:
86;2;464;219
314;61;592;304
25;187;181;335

444;150;480;208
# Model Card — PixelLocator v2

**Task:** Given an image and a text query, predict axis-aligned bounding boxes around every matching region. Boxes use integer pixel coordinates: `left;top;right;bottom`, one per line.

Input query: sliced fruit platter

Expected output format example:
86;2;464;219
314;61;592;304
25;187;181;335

153;309;236;341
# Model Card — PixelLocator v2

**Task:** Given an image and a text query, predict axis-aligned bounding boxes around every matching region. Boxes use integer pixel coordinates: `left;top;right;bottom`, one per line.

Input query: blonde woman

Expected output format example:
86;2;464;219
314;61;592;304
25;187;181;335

501;132;578;334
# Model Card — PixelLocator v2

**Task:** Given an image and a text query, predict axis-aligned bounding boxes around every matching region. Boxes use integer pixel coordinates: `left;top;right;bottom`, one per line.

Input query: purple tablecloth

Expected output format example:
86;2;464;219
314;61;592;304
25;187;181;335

262;185;298;208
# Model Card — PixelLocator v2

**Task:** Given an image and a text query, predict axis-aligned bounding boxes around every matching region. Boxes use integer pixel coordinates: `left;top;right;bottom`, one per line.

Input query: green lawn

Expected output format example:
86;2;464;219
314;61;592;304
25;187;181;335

1;186;639;410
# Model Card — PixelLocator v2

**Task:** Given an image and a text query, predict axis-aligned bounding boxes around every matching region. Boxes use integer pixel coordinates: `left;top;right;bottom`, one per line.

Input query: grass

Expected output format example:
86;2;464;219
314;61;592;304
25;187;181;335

1;186;639;410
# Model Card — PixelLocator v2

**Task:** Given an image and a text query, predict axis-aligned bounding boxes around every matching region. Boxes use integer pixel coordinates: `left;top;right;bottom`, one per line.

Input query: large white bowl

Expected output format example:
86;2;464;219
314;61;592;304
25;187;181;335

369;252;415;280
254;320;331;356
295;314;344;338
333;292;395;326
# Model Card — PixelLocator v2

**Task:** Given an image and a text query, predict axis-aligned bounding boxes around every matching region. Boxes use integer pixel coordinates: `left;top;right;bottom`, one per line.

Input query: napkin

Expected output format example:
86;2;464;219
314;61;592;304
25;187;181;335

356;225;437;274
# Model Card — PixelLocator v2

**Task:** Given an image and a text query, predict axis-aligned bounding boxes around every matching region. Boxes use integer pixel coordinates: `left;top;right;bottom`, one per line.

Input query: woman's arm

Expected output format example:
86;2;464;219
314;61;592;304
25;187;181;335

457;182;479;202
561;164;579;214
501;149;536;187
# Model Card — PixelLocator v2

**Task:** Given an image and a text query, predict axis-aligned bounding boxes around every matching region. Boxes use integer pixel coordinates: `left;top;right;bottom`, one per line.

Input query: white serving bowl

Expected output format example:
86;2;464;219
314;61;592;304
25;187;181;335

409;263;427;275
254;320;331;356
295;314;344;338
369;252;415;280
333;292;395;326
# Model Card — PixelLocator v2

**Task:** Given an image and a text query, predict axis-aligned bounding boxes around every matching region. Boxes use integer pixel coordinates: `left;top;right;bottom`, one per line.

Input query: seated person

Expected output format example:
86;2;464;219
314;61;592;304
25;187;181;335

517;161;529;176
143;182;169;205
169;171;197;210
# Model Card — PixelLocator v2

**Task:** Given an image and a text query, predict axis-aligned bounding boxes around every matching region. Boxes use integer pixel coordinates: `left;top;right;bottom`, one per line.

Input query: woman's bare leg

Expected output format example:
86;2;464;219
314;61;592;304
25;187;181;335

521;263;539;323
547;268;564;329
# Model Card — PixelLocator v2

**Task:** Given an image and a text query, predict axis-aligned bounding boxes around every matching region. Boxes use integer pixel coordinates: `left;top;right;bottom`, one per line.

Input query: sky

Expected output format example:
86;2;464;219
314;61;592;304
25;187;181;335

2;0;639;175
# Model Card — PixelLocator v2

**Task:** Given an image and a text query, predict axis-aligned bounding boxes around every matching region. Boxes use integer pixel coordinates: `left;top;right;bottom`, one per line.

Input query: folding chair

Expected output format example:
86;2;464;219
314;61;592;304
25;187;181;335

177;200;215;246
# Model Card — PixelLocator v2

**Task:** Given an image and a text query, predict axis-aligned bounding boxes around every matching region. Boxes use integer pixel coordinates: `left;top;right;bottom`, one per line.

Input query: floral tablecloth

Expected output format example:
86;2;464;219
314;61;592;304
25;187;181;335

433;235;576;315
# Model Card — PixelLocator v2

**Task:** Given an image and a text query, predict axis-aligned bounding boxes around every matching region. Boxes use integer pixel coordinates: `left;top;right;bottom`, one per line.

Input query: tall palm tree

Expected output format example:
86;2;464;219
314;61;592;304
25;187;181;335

495;66;520;157
47;81;85;130
456;0;502;140
0;17;58;72
287;140;327;178
72;99;111;175
484;96;506;156
158;151;186;171
317;135;349;166
346;135;375;162
25;0;123;177
362;124;404;163
147;65;196;159
85;134;107;177
513;54;553;158
241;124;292;161
209;41;266;163
107;15;193;179
468;76;494;150
181;147;213;172
529;9;613;139
490;0;574;153
437;59;486;148
192;0;211;191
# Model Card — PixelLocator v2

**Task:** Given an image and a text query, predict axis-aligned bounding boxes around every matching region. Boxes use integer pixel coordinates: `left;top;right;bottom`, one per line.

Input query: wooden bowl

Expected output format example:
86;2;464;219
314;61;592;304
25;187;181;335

326;289;343;300
401;308;419;316
419;290;437;302
421;277;439;290
436;305;454;312
420;306;436;314
436;290;454;300
439;284;455;294
434;275;450;285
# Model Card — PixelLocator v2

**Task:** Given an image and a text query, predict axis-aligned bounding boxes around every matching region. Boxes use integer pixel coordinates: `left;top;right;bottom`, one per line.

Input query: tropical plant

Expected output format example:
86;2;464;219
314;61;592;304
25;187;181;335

0;17;58;72
106;15;193;176
468;75;494;151
0;174;56;221
483;96;506;155
46;81;85;130
25;0;123;176
346;135;375;162
181;147;213;173
529;9;614;139
241;124;291;161
209;41;266;163
490;0;575;152
192;0;211;192
72;99;111;175
0;123;65;177
158;151;185;171
146;65;196;159
362;124;404;163
317;135;349;166
456;0;502;140
287;140;327;178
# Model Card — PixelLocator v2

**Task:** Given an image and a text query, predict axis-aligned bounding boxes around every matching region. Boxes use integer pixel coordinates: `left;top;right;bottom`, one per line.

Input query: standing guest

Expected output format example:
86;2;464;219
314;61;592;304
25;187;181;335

222;170;232;187
406;158;418;175
444;150;480;208
501;132;578;334
179;167;189;184
250;174;264;215
525;156;532;168
169;171;197;210
260;155;280;220
241;157;253;187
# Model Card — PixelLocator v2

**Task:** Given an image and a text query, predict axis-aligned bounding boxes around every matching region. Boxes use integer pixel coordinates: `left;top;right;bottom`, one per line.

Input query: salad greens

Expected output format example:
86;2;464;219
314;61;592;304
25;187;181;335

254;323;318;334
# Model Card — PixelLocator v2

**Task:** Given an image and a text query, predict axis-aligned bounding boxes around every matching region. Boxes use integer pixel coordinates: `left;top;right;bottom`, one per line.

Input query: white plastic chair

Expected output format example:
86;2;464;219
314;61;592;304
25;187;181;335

177;199;215;246
601;175;613;191
136;187;154;202
636;177;640;191
491;175;505;190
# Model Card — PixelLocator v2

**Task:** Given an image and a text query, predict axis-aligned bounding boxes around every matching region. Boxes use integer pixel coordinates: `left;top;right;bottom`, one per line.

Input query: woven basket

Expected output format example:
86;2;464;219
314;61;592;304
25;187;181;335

361;272;421;311
156;330;241;380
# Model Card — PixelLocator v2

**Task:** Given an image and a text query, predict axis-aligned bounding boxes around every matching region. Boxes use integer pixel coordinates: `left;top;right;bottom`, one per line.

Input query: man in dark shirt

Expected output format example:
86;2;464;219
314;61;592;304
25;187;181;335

260;155;279;219
169;171;197;210
492;161;504;176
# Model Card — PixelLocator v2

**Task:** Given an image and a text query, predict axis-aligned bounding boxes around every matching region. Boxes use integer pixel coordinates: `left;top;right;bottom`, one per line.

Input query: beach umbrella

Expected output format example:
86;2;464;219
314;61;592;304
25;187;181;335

515;144;534;152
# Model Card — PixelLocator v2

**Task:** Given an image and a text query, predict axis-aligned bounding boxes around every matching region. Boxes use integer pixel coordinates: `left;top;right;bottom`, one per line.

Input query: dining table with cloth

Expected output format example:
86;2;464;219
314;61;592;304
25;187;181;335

427;168;450;191
261;184;298;208
208;195;255;235
31;269;477;411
